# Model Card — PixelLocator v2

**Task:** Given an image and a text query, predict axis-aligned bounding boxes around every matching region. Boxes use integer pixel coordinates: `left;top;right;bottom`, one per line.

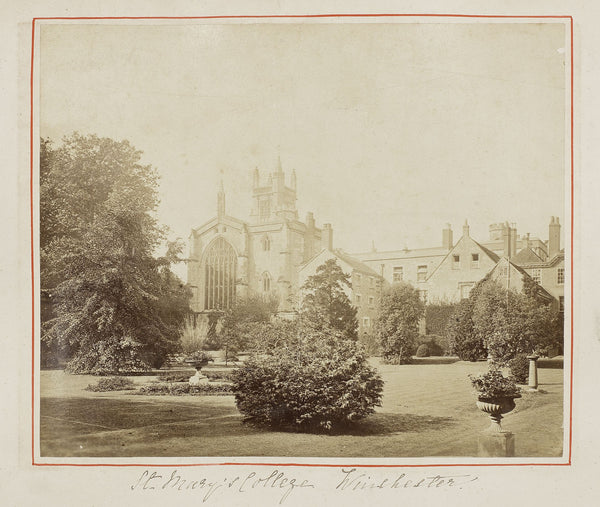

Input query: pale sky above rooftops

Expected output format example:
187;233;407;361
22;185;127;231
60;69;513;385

39;20;568;280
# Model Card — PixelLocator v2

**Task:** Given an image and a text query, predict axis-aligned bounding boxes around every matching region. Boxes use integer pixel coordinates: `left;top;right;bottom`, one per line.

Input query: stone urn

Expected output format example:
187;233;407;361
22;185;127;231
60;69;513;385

476;395;521;432
184;358;211;386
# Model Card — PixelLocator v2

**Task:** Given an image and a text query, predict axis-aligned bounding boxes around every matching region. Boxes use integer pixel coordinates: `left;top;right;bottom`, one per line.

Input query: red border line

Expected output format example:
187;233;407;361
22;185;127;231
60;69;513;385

31;14;572;20
30;17;36;466
569;15;574;466
30;14;574;468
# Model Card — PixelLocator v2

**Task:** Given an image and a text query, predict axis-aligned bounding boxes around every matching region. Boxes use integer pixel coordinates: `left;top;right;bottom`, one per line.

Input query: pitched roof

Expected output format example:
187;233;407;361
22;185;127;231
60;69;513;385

474;240;501;263
333;249;382;277
512;247;544;266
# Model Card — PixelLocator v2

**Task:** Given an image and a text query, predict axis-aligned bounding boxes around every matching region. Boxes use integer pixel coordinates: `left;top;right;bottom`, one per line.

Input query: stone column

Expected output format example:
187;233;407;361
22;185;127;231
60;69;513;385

527;354;540;390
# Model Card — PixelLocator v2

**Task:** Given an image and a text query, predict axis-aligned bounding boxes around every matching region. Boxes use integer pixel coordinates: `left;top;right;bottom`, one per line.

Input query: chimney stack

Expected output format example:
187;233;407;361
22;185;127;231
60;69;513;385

462;219;470;238
442;223;453;250
548;216;561;258
321;223;333;251
510;223;517;258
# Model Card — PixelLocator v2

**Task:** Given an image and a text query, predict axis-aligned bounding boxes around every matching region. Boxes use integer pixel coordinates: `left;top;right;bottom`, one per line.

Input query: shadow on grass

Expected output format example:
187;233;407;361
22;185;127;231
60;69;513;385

40;396;237;439
240;412;455;437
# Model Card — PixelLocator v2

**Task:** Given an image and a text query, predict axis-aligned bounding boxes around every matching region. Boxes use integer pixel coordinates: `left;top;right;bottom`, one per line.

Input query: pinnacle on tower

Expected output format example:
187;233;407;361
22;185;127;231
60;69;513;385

217;179;226;218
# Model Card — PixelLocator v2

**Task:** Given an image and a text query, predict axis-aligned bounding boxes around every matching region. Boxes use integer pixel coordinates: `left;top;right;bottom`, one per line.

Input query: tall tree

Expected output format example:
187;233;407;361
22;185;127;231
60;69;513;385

40;133;190;373
375;282;425;364
300;258;358;340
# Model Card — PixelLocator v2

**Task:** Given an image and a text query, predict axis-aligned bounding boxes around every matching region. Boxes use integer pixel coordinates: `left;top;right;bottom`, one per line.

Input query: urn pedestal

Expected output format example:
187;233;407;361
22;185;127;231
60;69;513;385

476;395;520;457
186;360;210;386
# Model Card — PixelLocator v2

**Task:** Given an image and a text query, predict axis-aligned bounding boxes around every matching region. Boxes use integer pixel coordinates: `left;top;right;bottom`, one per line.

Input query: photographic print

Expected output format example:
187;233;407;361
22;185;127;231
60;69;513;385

34;16;571;462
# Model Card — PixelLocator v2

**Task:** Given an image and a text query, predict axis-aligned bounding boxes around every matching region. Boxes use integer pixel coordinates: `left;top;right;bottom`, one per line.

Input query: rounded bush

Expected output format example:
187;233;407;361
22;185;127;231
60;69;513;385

415;344;430;357
508;353;530;384
232;333;384;431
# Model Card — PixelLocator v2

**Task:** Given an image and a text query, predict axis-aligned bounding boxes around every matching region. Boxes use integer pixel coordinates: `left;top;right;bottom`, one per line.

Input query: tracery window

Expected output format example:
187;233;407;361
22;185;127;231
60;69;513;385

262;272;271;293
204;237;237;310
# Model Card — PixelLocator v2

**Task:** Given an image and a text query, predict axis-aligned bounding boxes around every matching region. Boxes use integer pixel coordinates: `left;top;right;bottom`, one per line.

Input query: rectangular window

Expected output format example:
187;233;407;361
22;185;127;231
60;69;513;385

452;255;460;269
559;296;564;313
417;265;427;282
532;268;542;284
355;294;361;305
393;266;403;283
362;317;370;328
557;267;564;285
370;277;374;287
418;290;428;304
471;253;479;269
368;295;374;307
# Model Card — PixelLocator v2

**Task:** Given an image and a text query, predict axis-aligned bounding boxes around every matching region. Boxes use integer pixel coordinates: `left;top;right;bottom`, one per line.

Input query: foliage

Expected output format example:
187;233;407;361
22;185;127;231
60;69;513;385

179;316;210;355
300;259;358;340
137;383;232;396
472;279;560;366
416;334;447;356
185;351;214;365
425;302;457;336
231;327;384;431
415;344;430;358
469;368;521;400
375;283;425;364
218;293;279;362
508;353;530;384
85;376;136;392
40;134;191;373
359;332;381;356
446;280;488;361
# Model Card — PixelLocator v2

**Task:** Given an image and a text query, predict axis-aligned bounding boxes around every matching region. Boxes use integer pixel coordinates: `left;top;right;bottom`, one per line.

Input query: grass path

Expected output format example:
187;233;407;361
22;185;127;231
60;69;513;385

39;361;564;458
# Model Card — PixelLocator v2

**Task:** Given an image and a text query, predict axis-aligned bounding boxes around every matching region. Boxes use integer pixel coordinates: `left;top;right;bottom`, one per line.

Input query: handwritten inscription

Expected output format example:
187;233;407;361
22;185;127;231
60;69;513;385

131;468;478;504
336;468;478;490
131;469;315;504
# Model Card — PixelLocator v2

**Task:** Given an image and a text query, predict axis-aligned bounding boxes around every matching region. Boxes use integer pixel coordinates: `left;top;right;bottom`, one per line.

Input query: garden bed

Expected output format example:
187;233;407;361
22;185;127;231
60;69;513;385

137;382;232;396
410;356;460;365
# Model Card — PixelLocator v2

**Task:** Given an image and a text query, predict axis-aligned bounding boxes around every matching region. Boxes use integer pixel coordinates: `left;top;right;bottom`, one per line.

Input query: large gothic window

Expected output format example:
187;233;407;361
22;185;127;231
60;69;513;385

204;237;237;310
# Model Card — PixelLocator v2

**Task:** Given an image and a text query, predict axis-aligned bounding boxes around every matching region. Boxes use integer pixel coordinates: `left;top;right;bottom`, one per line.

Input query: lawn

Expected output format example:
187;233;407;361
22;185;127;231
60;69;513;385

39;360;564;458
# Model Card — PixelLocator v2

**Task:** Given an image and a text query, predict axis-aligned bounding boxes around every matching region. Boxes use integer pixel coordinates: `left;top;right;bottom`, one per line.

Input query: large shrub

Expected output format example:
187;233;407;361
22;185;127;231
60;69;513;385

446;285;488;362
508;353;530;384
232;329;384;431
375;283;425;364
425;303;457;336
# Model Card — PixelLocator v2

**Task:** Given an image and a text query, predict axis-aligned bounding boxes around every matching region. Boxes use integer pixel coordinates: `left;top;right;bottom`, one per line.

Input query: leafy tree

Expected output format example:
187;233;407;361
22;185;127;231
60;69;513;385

375;282;425;364
447;276;563;365
218;293;279;363
300;258;358;340
446;276;491;361
40;134;190;373
473;279;560;365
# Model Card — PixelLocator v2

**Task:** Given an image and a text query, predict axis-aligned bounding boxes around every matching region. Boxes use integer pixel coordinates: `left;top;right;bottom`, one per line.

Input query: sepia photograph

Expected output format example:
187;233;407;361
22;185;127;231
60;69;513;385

34;16;570;462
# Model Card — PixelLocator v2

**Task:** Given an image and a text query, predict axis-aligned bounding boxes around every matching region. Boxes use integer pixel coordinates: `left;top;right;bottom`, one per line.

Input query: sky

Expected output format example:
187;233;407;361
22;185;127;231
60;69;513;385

39;20;568;279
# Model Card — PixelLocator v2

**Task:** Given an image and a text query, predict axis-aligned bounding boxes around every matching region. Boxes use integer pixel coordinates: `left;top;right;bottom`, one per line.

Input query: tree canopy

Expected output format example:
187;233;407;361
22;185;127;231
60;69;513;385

300;258;358;340
40;133;190;373
447;277;563;364
375;282;425;364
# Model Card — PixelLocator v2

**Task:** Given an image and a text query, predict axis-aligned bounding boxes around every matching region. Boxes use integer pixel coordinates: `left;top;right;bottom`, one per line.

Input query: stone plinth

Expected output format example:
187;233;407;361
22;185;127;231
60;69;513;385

478;431;515;457
189;371;209;386
527;354;540;390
